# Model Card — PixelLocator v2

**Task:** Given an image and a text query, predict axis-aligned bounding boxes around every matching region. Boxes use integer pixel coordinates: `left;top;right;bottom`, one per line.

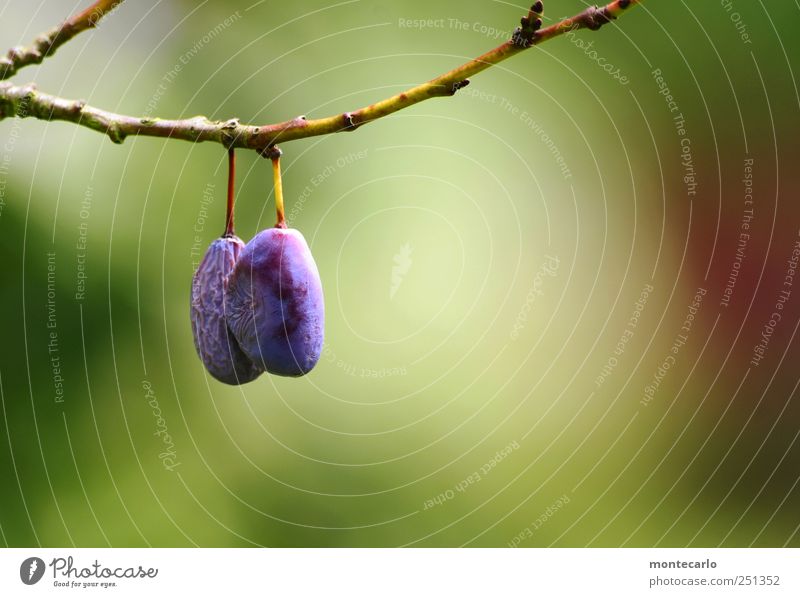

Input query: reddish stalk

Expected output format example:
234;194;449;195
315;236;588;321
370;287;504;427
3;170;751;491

224;148;236;237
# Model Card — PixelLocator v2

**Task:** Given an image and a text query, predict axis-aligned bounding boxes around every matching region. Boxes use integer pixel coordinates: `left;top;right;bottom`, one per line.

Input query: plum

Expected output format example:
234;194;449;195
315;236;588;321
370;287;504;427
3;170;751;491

190;235;263;385
225;227;324;377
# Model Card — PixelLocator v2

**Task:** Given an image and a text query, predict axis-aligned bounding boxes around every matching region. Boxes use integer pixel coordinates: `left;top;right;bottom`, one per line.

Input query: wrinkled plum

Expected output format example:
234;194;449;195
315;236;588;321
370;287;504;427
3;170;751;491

226;227;324;377
190;235;263;385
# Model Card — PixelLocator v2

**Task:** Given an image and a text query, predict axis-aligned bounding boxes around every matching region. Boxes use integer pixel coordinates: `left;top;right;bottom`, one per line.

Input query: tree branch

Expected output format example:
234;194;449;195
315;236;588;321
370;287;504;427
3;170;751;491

0;0;122;81
0;0;641;153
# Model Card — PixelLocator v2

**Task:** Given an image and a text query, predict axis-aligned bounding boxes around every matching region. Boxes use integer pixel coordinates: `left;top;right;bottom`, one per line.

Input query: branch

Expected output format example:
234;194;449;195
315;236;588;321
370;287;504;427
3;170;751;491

0;0;641;153
0;0;122;81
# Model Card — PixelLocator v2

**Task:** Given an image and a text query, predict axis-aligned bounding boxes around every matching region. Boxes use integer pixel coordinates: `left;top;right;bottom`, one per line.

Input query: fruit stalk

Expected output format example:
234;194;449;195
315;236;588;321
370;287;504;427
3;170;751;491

272;154;286;229
225;148;236;237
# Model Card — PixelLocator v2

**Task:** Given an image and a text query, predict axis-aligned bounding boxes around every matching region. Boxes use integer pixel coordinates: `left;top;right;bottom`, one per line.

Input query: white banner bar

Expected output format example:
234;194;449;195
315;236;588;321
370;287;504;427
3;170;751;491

1;548;797;596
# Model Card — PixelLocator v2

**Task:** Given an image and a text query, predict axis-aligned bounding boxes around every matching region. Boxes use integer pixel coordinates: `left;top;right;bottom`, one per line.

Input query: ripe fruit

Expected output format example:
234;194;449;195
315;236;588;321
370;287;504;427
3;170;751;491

225;153;324;376
226;227;324;376
190;235;262;384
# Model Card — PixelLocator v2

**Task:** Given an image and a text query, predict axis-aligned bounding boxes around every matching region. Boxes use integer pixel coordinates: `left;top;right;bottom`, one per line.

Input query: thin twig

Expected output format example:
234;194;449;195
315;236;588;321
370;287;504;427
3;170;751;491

0;0;641;153
0;0;123;81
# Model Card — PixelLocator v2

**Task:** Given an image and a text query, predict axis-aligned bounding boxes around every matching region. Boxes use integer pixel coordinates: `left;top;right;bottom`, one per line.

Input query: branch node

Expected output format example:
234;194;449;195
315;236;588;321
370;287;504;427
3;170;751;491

21;85;38;107
34;34;54;49
260;145;282;160
341;112;360;131
219;118;242;147
579;6;615;31
107;123;125;144
512;1;544;47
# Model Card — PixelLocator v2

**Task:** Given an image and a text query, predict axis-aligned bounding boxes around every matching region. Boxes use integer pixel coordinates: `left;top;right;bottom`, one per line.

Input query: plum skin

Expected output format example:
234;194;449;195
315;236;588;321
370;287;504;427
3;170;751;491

190;235;263;385
225;227;324;377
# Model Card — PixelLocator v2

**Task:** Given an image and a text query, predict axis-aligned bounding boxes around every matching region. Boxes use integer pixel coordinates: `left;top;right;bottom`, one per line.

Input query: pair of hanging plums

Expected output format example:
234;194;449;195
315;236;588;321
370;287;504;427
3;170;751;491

190;149;324;384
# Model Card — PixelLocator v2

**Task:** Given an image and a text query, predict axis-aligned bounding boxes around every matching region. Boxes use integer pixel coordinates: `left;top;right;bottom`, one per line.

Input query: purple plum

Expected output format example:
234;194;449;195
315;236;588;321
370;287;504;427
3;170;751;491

190;235;263;385
225;227;324;377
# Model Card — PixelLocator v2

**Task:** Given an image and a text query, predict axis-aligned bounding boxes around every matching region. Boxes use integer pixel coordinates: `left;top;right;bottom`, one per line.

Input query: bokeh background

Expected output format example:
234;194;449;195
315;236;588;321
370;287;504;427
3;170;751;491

0;0;798;547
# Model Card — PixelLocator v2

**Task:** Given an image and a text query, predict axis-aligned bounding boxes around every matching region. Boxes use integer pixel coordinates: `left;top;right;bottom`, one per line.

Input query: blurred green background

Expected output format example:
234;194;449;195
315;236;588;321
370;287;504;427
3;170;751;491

1;0;798;547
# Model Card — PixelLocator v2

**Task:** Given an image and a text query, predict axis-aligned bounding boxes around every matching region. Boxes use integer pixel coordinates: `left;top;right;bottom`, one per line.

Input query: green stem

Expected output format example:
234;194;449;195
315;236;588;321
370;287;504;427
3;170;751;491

0;0;642;152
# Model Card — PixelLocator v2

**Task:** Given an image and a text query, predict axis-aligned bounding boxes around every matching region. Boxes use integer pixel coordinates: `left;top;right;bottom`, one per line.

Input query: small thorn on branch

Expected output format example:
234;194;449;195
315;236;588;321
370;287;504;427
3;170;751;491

450;79;470;95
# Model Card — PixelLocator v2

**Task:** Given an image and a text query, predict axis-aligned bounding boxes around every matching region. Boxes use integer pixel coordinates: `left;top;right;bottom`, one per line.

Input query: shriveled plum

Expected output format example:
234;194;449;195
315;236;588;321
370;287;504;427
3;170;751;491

190;235;263;385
